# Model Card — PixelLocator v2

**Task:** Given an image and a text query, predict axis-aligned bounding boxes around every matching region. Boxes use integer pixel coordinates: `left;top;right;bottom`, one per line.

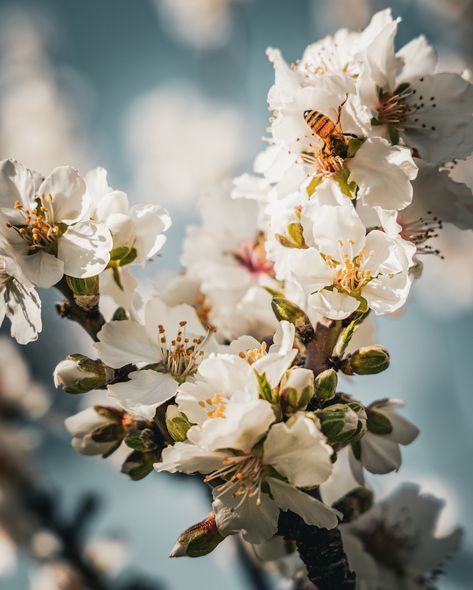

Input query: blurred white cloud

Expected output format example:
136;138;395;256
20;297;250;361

309;0;372;33
0;12;92;173
153;0;234;49
124;83;246;212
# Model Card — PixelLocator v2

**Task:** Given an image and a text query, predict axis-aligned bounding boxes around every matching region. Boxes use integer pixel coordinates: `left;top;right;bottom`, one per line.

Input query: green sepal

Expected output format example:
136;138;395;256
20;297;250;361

333;166;357;199
367;411;393;435
112;307;128;321
121;451;154;481
91;423;124;443
124;428;159;452
254;370;276;403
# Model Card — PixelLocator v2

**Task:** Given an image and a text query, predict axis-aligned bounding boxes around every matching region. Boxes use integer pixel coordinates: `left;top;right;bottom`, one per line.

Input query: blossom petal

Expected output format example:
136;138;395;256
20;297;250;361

5;278;42;345
188;399;275;453
362;272;411;315
308;289;360;320
312;205;366;260
348;138;417;210
39;166;89;223
213;486;279;543
155;442;226;474
0;159;35;210
58;221;112;278
263;414;333;487
95;320;158;368
267;478;339;530
108;369;178;419
20;250;64;288
404;73;473;164
130;204;171;262
360;433;402;474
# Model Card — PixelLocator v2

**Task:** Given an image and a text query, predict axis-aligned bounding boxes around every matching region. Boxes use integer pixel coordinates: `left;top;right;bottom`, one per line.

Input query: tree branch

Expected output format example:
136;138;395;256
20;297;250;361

55;277;105;341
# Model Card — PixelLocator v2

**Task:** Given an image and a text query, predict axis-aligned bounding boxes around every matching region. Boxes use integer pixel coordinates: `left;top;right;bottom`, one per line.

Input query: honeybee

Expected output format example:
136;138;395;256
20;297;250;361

303;98;356;161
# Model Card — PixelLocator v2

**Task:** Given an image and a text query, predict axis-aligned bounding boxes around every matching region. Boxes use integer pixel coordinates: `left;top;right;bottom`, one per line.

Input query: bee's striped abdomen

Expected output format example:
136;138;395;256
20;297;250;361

303;110;336;140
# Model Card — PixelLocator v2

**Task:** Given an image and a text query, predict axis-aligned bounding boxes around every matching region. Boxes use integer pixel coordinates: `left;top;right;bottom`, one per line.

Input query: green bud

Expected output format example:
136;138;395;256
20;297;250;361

54;355;114;394
314;368;337;402
91;423;125;443
170;513;224;558
66;276;100;311
165;406;192;442
343;345;390;375
269;294;315;345
319;402;367;445
279;367;315;414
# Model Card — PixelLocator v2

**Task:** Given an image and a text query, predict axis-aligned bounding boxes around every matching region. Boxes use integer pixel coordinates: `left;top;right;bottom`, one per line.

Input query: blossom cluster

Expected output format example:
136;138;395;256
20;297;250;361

2;8;470;590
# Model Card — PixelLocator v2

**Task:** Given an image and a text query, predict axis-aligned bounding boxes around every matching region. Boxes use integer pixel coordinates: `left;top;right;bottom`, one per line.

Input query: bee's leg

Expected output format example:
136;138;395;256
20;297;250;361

343;133;359;139
336;94;349;125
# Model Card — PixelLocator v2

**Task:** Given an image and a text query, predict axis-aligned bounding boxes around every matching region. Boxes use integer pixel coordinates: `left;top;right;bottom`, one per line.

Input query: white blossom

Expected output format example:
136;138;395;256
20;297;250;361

181;185;278;340
0;160;112;288
341;485;462;589
95;297;216;419
86;166;171;264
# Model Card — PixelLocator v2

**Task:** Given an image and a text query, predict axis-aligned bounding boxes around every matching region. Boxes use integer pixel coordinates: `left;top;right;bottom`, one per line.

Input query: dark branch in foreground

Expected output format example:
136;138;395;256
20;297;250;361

278;511;356;590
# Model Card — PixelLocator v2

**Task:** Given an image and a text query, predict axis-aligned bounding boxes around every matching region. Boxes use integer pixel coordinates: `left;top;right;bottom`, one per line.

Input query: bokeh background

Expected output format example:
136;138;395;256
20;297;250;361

0;0;472;588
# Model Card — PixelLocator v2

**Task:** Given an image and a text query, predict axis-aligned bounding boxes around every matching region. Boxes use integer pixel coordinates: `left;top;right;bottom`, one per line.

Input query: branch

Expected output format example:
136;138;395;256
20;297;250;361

278;511;356;590
55;277;105;341
304;317;342;375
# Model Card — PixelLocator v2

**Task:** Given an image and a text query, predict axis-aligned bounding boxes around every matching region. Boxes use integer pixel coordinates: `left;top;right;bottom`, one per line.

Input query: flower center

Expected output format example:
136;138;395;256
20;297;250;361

198;393;227;419
8;194;62;254
376;86;413;127
204;454;265;508
157;320;210;382
324;241;373;294
232;232;275;277
359;518;417;578
238;342;268;364
399;212;444;258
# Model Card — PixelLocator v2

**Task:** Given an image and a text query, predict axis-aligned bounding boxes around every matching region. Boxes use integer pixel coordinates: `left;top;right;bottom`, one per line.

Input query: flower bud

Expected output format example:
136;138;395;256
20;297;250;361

314;368;337;402
65;406;124;457
269;294;315;345
66;276;100;311
166;405;192;442
279;367;315;414
332;487;374;523
342;346;390;375
319;402;367;445
170;513;224;558
54;355;114;394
